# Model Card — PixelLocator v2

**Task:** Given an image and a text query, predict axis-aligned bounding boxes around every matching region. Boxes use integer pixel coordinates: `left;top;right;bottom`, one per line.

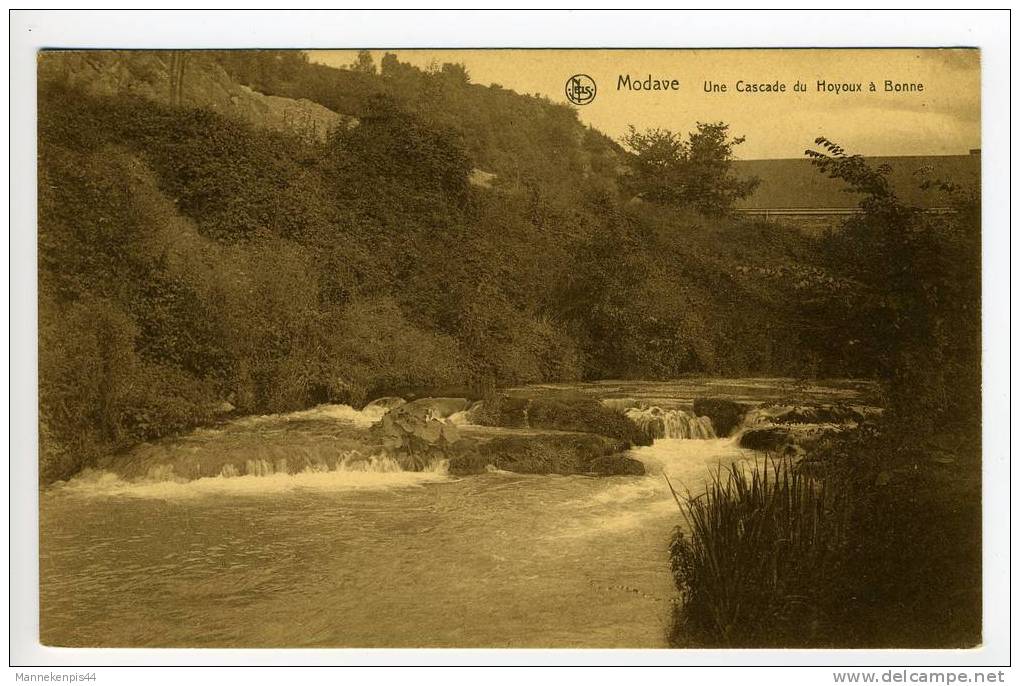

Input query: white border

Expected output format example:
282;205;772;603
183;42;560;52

7;9;1013;671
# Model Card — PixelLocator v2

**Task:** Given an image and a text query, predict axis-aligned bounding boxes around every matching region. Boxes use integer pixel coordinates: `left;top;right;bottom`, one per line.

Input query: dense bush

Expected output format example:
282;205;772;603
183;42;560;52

331;297;468;406
813;428;981;647
673;427;980;648
38;296;218;483
806;137;981;427
622;123;759;216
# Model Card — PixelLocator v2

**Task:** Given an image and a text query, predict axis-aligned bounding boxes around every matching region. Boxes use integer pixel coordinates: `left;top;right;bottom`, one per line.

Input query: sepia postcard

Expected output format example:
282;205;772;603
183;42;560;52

16;13;1004;666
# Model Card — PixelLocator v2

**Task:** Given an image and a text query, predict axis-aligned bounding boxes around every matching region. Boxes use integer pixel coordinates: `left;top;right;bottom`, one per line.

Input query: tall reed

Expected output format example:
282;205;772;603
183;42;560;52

667;457;849;647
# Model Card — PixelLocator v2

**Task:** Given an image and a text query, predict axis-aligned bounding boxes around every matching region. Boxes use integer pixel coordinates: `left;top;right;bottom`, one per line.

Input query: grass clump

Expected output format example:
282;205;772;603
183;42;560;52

668;457;848;647
669;427;981;648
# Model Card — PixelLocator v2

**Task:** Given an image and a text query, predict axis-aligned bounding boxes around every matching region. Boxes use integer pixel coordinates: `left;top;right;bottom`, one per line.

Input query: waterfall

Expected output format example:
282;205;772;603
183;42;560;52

121;445;450;488
209;450;447;479
625;407;716;440
57;453;451;499
54;449;452;499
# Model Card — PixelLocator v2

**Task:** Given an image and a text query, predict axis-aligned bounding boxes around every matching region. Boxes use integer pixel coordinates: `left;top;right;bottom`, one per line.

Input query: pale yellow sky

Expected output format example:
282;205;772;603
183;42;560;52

312;49;980;160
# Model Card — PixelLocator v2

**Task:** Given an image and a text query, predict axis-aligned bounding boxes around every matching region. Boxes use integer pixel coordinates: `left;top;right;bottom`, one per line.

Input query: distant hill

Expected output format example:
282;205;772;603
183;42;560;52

732;153;980;210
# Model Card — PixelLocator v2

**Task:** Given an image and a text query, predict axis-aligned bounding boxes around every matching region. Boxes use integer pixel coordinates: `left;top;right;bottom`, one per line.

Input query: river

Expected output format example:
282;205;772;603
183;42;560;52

39;378;873;648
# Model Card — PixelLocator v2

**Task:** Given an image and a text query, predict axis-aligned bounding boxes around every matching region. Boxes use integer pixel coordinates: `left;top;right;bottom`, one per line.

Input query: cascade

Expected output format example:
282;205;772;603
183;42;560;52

624;407;716;440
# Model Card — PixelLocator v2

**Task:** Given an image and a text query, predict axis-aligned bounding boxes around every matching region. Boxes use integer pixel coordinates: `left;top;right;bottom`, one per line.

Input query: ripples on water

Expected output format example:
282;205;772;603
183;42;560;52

41;444;748;648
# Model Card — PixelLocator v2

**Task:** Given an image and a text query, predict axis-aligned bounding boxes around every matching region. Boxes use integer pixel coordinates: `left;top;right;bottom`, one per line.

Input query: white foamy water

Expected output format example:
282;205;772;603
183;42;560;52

551;437;752;540
51;456;451;500
625;407;716;440
234;402;388;428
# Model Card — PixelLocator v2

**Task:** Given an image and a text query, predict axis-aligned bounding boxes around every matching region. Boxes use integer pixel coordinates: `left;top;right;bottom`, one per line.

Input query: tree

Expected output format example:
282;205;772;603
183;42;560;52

440;62;470;84
167;51;189;106
622;122;759;216
352;49;376;74
805;137;980;430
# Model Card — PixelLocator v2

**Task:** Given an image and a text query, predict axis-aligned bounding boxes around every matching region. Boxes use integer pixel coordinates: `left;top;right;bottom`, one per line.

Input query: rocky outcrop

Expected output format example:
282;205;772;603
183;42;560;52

738;427;792;452
371;401;463;471
468;169;496;188
366;393;650;477
743;403;874;426
473;395;530;428
38;51;350;142
736;401;877;454
362;396;406;412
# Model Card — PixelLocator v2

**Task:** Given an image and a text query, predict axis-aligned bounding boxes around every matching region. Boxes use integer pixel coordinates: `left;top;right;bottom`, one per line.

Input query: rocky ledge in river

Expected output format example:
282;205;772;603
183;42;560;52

371;392;649;477
737;402;882;454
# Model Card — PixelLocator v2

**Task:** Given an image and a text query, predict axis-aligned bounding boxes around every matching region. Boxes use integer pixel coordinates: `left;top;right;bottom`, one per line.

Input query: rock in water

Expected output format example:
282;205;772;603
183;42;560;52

588;455;646;476
692;398;747;437
363;396;407;412
373;401;464;470
401;397;471;418
737;427;792;451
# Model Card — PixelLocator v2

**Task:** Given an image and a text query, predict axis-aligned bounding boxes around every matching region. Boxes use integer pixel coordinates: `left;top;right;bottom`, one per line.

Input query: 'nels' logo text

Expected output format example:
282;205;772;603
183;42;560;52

565;74;596;106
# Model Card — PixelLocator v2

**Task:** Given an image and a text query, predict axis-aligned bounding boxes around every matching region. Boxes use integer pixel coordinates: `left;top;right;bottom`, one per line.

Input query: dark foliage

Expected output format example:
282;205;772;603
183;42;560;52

670;145;981;648
622;123;760;216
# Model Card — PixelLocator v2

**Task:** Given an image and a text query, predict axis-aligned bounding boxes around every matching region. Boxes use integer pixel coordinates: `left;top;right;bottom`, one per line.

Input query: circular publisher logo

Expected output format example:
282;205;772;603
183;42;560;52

565;74;597;105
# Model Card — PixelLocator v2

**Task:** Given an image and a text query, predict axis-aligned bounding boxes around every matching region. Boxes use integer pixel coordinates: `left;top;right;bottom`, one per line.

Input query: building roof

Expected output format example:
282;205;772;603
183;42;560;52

731;153;980;209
